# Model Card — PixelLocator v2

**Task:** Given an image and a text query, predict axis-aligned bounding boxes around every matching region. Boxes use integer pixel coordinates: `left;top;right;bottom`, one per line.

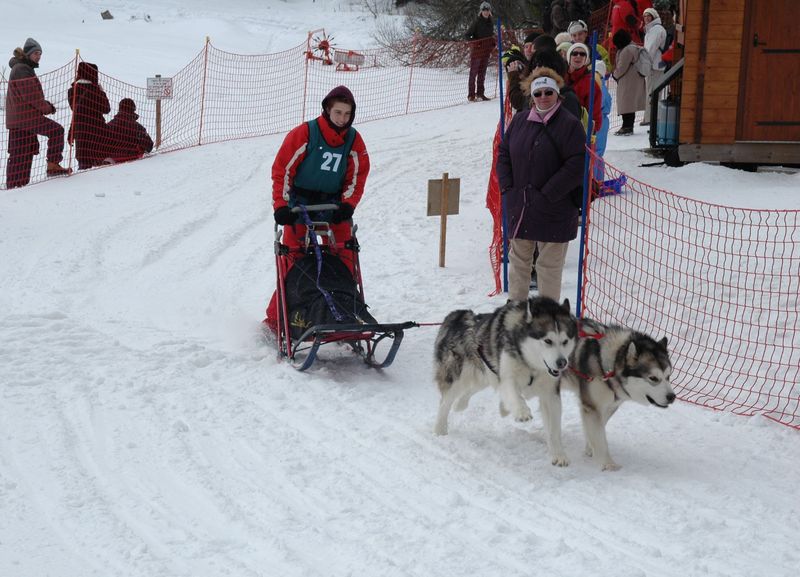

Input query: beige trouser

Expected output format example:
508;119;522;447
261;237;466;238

508;239;569;302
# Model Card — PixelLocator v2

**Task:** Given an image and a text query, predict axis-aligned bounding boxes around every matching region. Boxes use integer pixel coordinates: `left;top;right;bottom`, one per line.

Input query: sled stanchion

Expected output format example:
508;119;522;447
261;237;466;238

439;173;449;267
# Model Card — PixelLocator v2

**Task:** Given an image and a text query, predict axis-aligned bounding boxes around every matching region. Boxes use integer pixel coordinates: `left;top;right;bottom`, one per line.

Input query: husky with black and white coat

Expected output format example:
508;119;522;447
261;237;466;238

564;318;676;470
433;297;577;466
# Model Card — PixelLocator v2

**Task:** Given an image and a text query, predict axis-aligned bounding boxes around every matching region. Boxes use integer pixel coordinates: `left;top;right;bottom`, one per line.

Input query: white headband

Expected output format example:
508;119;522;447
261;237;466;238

531;76;559;96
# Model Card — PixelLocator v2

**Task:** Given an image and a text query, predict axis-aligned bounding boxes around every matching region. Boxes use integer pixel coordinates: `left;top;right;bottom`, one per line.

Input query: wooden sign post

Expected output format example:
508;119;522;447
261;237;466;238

146;74;174;149
427;173;460;267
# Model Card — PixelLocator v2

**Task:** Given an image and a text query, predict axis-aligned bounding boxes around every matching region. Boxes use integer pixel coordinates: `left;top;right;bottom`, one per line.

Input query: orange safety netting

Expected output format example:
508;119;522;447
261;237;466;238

1;36;504;189
580;150;800;428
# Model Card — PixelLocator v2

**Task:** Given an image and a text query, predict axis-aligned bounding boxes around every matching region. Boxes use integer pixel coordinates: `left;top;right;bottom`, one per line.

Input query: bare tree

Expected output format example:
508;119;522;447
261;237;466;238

403;0;541;40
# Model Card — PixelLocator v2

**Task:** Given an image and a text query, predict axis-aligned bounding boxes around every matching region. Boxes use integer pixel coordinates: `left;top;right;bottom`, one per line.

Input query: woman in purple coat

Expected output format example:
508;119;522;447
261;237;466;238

496;67;586;302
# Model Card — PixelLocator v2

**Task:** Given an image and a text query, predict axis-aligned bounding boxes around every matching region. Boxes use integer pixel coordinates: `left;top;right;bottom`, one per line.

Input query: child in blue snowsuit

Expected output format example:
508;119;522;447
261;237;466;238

593;60;612;182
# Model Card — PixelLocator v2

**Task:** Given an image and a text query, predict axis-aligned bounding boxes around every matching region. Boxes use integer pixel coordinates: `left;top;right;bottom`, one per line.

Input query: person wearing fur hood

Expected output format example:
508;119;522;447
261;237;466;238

496;67;585;302
5;38;69;188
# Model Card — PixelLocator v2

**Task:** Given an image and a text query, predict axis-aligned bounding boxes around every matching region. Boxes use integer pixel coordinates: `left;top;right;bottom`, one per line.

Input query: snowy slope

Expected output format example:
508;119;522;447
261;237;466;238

2;2;800;577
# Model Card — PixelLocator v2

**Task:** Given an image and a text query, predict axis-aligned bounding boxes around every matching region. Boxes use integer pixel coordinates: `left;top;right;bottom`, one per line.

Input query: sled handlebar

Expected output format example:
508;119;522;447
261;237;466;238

291;204;339;213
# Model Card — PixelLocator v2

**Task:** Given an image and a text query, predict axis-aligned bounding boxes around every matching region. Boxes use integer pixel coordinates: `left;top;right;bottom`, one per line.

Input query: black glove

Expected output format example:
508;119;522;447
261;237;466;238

330;203;354;224
274;206;297;225
45;101;56;115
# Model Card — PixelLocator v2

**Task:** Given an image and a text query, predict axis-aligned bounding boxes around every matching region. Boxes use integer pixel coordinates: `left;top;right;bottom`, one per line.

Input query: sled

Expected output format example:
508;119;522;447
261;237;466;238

273;204;417;371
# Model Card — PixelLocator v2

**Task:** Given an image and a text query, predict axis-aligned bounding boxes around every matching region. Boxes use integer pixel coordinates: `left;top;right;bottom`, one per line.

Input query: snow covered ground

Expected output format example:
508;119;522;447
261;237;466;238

2;2;799;576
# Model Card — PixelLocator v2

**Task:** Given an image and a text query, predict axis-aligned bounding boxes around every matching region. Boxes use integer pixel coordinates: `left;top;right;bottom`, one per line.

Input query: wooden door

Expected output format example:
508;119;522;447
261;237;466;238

738;0;800;141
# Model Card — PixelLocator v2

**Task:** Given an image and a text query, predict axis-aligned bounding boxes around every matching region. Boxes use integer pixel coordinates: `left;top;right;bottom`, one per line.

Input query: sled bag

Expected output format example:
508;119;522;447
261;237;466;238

284;253;376;340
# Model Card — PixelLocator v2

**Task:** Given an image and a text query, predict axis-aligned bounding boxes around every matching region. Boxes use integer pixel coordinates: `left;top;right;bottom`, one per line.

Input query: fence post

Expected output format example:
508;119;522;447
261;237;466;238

576;31;599;318
496;19;509;293
198;36;210;146
66;49;80;170
405;32;418;115
154;74;163;149
302;30;313;123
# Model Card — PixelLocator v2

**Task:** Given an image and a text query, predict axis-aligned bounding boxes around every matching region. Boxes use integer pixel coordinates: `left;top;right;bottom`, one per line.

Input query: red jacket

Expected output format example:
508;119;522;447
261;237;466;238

611;0;642;43
272;114;369;210
566;66;603;133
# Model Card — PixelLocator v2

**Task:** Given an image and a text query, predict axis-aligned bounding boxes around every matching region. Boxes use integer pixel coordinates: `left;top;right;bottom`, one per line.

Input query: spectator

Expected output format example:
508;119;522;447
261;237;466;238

67;62;111;170
5;38;69;189
550;0;590;35
565;42;603;132
592;60;612;181
531;48;583;122
556;41;573;60
106;98;154;162
264;85;370;333
611;29;646;135
655;2;677;71
496;67;585;302
611;0;642;45
568;19;611;73
507;34;558;113
554;31;573;46
465;2;495;102
641;7;667;125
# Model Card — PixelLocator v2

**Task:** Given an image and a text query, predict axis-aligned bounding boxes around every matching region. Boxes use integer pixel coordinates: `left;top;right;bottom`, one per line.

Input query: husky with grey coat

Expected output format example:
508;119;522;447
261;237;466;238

563;319;676;471
433;297;577;466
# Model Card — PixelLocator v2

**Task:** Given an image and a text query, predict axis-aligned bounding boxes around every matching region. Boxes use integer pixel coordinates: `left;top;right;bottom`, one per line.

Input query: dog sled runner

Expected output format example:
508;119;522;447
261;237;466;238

273;205;417;371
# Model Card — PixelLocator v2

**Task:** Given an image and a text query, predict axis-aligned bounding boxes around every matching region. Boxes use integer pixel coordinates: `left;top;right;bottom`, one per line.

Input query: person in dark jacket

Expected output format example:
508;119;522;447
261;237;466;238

5;38;69;189
106;98;154;162
496;67;585;302
465;2;495;101
67;62;112;170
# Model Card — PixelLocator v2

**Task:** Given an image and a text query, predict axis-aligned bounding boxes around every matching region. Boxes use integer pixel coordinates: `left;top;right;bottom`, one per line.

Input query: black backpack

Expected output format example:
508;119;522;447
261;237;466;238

284;253;376;340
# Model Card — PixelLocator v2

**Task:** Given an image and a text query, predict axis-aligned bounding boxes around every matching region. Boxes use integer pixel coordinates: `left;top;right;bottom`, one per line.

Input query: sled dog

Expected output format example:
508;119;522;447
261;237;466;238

433;297;577;466
564;319;675;470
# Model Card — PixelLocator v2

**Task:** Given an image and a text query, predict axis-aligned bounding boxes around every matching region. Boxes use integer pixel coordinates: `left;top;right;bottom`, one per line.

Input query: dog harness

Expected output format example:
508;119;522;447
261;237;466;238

569;323;616;382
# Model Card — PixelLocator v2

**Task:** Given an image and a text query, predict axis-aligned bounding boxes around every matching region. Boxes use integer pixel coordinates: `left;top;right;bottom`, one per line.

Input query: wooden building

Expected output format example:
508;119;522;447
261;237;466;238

676;0;800;164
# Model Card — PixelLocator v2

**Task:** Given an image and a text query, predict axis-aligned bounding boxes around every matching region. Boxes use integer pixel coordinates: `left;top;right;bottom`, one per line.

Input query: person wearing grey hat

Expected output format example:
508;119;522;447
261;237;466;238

465;2;495;101
5;37;70;188
23;37;42;57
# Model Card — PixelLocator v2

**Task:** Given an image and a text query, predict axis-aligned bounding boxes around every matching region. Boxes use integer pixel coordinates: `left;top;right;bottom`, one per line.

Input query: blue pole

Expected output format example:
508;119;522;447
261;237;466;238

496;18;509;293
575;30;598;318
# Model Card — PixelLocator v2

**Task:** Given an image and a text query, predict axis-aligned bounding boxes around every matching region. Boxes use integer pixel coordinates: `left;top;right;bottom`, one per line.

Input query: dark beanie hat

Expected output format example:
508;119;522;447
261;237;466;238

613;29;632;50
524;31;541;45
532;48;567;77
77;62;99;83
321;85;356;129
533;34;557;52
119;98;137;113
24;38;42;56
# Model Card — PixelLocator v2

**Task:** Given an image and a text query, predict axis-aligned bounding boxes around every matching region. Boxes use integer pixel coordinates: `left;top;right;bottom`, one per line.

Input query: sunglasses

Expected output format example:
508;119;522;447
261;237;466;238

571;51;587;57
532;89;556;98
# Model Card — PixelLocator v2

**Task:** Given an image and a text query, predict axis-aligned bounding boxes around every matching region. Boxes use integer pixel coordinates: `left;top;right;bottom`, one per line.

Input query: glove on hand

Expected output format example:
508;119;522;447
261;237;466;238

330;203;354;224
45;101;56;115
274;206;297;225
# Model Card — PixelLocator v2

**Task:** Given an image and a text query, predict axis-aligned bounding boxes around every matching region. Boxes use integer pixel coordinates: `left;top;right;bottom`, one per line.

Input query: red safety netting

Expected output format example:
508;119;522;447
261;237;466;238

580;150;800;428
